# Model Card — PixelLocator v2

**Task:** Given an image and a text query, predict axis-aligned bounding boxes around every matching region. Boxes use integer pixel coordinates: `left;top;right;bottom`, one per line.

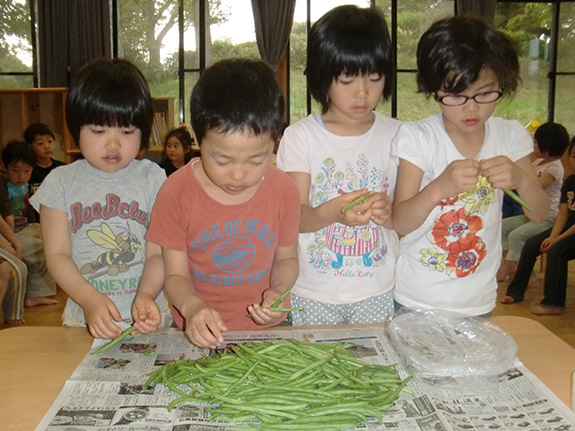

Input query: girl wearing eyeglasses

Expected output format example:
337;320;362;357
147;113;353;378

390;15;549;317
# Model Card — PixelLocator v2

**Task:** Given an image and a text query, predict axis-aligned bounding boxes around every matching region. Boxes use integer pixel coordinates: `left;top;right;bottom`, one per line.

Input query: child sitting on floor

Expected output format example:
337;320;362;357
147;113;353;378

24;122;66;222
1;141;57;308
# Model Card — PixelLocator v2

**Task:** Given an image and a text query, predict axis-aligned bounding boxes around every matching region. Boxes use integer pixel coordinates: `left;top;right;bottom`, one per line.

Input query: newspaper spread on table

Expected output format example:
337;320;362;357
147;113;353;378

36;326;575;431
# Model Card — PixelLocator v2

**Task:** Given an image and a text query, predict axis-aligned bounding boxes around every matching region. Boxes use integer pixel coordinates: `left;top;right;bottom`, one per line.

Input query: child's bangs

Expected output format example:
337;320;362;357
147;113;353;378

335;46;387;78
84;91;147;129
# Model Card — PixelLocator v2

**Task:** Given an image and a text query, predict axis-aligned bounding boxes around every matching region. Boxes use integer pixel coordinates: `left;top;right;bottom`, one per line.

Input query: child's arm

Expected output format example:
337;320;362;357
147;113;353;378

4;214;15;232
131;240;164;334
393;158;480;235
247;242;299;325
287;171;389;232
162;247;227;349
39;205;124;339
537;171;556;190
540;203;570;252
481;155;549;222
0;216;23;258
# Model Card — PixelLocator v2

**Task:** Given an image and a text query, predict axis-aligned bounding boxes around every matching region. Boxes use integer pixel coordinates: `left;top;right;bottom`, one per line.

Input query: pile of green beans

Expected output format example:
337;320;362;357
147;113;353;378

146;339;411;430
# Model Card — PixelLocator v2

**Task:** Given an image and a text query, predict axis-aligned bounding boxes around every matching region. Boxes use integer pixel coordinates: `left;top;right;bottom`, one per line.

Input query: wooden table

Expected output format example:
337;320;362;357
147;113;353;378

0;316;573;431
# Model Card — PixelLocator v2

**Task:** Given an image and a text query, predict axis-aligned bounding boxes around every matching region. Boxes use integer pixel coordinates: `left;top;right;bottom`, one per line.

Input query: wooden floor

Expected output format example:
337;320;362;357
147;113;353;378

2;257;574;350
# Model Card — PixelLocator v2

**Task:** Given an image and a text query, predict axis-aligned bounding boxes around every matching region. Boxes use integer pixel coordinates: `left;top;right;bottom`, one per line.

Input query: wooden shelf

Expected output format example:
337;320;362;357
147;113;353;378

0;88;73;162
0;90;175;163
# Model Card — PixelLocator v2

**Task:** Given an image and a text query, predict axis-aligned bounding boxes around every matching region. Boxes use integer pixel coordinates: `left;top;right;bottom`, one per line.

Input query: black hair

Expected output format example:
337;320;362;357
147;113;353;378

66;58;153;150
24;123;55;145
306;5;394;113
190;58;284;145
534;122;570;157
2;140;37;168
163;127;193;162
416;16;520;96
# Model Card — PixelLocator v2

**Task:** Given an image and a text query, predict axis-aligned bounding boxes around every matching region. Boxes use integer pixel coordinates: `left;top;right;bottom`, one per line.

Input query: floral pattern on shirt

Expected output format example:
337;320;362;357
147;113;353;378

307;155;390;273
421;175;494;278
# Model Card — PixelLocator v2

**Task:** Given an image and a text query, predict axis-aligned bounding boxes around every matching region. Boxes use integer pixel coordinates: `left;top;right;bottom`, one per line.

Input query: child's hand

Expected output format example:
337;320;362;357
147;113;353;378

365;192;392;226
0;237;24;259
339;189;376;226
540;237;557;253
84;294;124;339
132;292;161;334
13;242;23;260
0;238;16;255
480;156;519;190
248;303;283;325
184;300;228;349
248;289;285;325
435;159;480;198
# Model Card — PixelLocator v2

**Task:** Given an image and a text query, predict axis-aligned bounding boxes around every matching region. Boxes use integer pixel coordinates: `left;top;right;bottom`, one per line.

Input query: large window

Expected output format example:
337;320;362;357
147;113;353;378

554;1;575;130
493;3;552;126
2;0;574;133
0;0;34;88
117;0;259;127
393;0;454;122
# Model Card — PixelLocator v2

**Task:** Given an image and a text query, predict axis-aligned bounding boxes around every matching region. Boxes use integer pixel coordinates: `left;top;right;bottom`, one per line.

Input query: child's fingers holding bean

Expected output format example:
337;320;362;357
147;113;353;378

187;308;227;349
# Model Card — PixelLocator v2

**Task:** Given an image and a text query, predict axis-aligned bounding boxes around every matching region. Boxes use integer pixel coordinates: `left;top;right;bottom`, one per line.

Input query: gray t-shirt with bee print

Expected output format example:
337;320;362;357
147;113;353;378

30;158;171;328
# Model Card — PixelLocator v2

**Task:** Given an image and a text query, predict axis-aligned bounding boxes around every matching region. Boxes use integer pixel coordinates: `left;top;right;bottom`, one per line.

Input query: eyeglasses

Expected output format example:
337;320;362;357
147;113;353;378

434;90;503;107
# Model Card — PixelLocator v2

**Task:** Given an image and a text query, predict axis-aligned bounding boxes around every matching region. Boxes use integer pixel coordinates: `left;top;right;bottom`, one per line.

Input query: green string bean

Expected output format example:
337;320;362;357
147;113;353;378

340;192;375;214
504;188;532;211
91;326;135;355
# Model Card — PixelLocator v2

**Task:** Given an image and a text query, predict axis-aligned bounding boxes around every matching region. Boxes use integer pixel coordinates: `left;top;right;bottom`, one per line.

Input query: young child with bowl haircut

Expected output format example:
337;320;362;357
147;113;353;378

146;59;300;349
391;16;549;316
159;127;193;176
30;58;171;339
276;5;401;325
24;123;66;198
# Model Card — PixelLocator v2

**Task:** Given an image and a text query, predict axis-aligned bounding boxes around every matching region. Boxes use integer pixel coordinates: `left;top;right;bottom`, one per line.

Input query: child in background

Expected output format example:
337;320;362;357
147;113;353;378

0;256;13;322
146;59;300;349
276;5;401;325
497;122;569;283
24;122;66;222
30;58;171;339
2;141;37;229
0;210;28;324
0;153;27;324
1;141;57;308
503;138;575;315
391;15;549;316
159;127;193;176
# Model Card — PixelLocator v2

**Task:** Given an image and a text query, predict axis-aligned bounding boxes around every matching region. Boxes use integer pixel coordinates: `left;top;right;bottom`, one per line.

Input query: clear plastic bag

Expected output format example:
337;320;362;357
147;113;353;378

387;308;517;389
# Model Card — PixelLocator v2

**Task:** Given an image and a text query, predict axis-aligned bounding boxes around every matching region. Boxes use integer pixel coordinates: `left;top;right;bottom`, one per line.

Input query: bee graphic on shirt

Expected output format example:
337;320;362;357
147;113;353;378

81;222;143;277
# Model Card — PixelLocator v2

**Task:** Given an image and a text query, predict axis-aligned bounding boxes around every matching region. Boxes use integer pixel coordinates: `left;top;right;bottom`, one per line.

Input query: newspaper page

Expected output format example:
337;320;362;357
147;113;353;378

36;327;575;431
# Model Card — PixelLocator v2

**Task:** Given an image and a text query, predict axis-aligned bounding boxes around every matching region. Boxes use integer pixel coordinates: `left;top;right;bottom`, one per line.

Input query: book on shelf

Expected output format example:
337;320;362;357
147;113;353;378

150;112;169;147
